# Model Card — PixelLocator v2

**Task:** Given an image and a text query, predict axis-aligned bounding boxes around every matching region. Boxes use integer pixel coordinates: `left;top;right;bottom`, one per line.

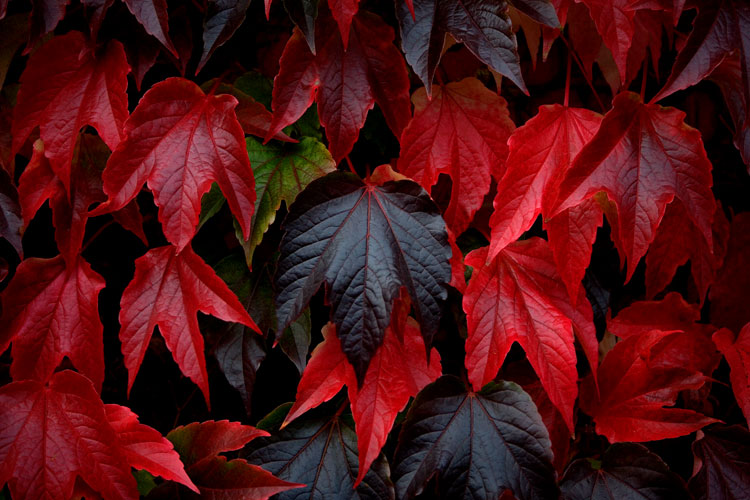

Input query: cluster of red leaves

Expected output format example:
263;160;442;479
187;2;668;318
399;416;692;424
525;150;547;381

0;0;749;499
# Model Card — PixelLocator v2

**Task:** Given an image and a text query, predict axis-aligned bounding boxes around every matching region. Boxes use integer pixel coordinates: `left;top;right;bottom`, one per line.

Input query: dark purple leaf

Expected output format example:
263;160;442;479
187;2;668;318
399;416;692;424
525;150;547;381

393;376;558;500
198;0;251;73
560;443;688;499
0;169;22;258
396;0;527;95
275;172;451;382
689;425;750;500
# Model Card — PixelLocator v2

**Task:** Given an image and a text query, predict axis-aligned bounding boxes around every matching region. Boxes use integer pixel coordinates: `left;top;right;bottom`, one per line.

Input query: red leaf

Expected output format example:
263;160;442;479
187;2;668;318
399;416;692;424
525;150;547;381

521;380;571;475
709;212;750;333
118;244;260;406
549;92;716;280
0;370;193;500
123;0;177;56
463;240;597;432
0;255;105;390
545;199;604;305
104;404;197;492
487;104;603;299
12;32;129;192
284;306;441;487
713;324;750;428
608;292;722;376
579;0;634;84
96;77;255;252
168;420;268;468
398;77;516;236
580;330;718;442
645;201;730;302
329;0;360;48
167;420;302;499
19;136;147;261
265;9;411;162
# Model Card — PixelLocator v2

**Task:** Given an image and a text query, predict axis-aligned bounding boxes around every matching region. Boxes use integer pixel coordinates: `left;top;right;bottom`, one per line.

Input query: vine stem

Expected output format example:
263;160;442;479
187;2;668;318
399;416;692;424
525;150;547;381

80;219;116;253
559;35;606;113
564;48;572;107
344;155;357;175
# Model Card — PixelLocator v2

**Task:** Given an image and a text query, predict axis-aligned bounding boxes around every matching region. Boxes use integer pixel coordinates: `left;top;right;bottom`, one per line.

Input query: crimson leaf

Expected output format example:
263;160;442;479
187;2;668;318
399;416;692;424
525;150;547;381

560;443;688;499
392;375;558;500
275;171;451;382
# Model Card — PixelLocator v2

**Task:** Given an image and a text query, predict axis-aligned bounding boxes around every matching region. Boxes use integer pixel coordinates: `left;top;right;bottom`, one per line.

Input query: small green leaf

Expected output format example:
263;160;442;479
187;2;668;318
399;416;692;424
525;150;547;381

198;182;226;230
240;136;335;265
133;469;157;497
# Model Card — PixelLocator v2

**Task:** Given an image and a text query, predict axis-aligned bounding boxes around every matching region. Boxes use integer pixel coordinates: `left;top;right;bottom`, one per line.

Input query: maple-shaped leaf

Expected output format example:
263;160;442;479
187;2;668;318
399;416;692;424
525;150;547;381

0;255;105;390
393;375;558;500
247;407;395;499
398;77;516;236
463;240;597;431
713;324;750;428
283;306;441;486
275;171;451;381
244;136;335;265
164;420;303;499
123;0;177;56
0;370;196;500
12;31;129;192
96;77;255;252
646;201;730;302
119;244;260;406
198;0;251;73
488;105;602;255
654;0;750;104
688;425;750;500
579;329;718;442
560;443;688;499
709;213;750;333
0;168;21;258
396;0;527;95
265;8;411;162
578;0;635;85
549;91;716;280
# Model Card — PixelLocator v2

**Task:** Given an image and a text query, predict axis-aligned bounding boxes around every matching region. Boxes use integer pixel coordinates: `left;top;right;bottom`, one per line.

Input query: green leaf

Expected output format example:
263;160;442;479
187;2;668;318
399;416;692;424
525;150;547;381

198;182;226;230
133;469;157;497
240;136;335;266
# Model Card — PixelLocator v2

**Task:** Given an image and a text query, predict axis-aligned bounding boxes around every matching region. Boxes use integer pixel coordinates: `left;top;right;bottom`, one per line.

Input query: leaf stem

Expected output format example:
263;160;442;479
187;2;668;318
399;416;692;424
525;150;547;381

345;155;357;175
81;219;116;254
560;35;606;113
564;48;572;107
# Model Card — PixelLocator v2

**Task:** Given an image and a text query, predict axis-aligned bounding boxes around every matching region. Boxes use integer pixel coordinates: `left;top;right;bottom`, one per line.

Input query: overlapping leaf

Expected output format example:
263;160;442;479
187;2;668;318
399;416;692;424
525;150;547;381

0;168;21;258
119;244;260;406
275;171;451;381
0;370;196;500
283;305;441;486
96;77;256;252
709;213;750;332
265;8;410;162
713;324;750;428
0;255;105;390
164;420;303;499
560;443;688;499
392;376;558;500
396;0;530;95
549;92;716;280
579;329;718;442
689;425;750;500
244;136;335;265
198;0;252;73
654;0;750;104
463;240;598;431
247;408;395;499
398;77;516;236
12;31;129;191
